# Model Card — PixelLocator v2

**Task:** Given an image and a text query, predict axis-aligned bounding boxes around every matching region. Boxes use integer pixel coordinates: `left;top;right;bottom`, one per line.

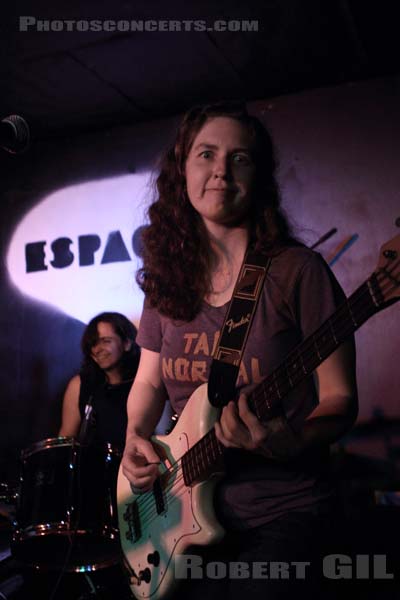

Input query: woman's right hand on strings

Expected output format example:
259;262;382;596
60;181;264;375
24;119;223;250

122;435;161;493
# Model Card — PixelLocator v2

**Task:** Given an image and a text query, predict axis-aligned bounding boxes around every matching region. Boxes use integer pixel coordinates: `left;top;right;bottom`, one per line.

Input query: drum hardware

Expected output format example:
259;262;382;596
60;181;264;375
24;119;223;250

0;573;24;600
0;483;18;506
0;482;18;529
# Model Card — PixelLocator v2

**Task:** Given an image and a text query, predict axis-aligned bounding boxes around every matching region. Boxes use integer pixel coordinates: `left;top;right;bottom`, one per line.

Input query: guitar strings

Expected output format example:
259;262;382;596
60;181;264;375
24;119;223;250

131;264;400;531
134;463;186;526
131;264;400;529
127;262;400;532
129;431;222;525
130;426;224;527
132;435;221;527
134;430;221;526
134;306;400;531
251;262;400;414
174;260;400;498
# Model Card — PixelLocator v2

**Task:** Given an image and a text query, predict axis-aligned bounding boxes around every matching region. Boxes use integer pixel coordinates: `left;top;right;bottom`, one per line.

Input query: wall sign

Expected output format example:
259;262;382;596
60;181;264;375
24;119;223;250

6;173;150;324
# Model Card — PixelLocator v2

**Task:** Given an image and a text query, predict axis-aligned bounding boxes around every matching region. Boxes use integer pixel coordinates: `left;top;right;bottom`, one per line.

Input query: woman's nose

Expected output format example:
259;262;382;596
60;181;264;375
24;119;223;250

213;156;229;178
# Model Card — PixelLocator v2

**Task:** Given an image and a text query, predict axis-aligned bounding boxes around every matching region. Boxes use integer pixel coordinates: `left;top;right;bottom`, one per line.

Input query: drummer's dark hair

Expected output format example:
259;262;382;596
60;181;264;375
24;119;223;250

80;312;140;387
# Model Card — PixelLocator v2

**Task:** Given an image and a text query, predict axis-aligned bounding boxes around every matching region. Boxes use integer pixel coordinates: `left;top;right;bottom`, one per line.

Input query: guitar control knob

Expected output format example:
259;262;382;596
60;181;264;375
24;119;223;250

139;568;151;583
147;551;160;567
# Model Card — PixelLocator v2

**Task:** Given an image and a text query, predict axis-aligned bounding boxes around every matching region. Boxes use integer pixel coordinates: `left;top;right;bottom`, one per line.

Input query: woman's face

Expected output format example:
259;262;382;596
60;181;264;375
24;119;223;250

90;321;130;373
184;117;256;230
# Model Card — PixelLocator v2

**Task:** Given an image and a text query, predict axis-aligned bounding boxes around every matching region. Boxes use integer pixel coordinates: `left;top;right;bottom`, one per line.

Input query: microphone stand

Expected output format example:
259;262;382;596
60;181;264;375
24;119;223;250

78;395;94;445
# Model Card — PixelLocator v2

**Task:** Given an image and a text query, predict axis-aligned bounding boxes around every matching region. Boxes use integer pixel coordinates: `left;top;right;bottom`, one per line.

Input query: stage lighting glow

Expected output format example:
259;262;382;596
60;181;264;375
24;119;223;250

6;173;152;324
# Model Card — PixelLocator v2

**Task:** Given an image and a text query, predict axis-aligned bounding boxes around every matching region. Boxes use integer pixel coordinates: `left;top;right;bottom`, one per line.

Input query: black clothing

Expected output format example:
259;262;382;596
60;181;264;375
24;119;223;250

78;375;132;451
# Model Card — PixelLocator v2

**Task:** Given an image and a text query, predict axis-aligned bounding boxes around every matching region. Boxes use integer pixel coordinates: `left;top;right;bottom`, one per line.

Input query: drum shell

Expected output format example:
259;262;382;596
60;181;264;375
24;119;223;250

12;437;121;571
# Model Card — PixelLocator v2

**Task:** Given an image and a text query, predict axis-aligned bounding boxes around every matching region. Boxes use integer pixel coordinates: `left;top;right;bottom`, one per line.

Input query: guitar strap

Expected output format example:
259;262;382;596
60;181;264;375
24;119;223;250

208;248;272;408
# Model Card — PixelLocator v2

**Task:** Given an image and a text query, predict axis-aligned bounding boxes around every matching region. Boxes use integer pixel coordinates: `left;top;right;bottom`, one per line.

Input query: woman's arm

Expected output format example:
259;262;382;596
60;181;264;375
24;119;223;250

58;374;82;437
300;338;358;446
121;348;167;490
215;339;358;457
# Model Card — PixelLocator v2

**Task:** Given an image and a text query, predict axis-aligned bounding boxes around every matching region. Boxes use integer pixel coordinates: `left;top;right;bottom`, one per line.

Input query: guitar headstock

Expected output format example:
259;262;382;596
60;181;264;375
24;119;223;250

373;234;400;306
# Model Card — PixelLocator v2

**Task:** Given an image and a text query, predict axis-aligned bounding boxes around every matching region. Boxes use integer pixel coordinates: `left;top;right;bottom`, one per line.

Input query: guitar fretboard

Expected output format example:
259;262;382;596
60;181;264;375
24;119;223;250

181;275;382;486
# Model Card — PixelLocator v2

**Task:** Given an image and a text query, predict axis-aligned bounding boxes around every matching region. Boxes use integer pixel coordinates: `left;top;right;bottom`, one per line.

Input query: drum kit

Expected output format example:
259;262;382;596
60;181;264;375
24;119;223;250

1;420;397;596
1;436;123;576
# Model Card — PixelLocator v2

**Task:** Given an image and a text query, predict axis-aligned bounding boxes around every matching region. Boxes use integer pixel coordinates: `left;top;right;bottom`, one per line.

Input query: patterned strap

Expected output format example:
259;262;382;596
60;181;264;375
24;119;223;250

208;249;271;407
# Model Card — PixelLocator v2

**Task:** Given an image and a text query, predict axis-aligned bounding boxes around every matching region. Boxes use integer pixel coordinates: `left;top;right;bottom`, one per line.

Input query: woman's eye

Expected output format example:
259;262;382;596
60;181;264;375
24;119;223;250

232;154;250;164
199;150;212;159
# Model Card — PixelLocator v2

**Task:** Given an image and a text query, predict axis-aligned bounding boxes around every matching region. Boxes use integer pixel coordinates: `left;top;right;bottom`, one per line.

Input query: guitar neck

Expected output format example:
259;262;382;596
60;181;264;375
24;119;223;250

182;273;383;486
248;276;382;422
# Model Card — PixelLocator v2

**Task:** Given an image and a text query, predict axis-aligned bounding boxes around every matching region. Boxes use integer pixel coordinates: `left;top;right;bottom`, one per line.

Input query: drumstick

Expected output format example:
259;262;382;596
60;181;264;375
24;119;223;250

327;234;359;266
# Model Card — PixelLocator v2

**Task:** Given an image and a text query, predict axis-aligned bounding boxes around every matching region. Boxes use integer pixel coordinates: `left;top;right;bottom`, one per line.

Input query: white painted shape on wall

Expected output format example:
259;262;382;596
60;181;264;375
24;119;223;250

6;173;151;324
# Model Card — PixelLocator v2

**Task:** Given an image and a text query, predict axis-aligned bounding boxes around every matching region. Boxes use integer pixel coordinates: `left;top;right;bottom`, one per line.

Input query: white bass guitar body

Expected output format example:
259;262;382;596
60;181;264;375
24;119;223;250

117;384;224;599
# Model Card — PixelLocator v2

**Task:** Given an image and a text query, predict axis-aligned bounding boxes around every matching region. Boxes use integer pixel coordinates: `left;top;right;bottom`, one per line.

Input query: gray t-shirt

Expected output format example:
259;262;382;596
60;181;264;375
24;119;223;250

137;246;347;529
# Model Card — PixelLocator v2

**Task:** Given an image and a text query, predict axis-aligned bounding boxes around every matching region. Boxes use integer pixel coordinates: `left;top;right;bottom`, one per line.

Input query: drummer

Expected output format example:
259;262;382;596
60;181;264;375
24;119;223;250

59;311;140;451
12;312;140;597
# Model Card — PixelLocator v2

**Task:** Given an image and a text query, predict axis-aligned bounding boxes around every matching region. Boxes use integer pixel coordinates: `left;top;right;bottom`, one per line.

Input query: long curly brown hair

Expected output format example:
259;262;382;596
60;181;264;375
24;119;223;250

137;101;295;321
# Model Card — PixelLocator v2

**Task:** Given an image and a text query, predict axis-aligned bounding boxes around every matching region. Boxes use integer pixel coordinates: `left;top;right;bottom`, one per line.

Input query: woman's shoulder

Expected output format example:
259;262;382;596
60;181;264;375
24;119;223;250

270;243;325;272
62;374;82;407
65;374;81;392
265;243;338;302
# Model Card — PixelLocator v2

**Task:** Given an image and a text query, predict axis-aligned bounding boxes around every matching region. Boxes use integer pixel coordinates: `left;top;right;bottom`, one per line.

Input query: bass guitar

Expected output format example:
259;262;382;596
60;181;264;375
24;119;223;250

117;235;400;599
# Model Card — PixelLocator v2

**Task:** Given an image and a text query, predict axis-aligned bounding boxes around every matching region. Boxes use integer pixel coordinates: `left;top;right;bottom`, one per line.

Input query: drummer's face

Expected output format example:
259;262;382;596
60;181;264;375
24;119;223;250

90;321;129;373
